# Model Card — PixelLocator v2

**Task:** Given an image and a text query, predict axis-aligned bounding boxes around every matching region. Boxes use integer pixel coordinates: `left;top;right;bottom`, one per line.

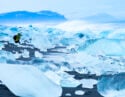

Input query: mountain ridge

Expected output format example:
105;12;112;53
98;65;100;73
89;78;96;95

0;10;67;23
82;13;125;23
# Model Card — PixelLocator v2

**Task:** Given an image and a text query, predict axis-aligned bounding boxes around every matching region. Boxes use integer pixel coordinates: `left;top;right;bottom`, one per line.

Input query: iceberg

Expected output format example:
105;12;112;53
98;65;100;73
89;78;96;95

0;64;62;97
83;39;125;56
0;21;125;96
97;73;125;97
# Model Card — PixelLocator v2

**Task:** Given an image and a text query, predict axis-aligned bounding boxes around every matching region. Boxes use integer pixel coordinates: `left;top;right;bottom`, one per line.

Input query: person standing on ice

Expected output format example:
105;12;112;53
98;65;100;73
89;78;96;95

13;33;22;43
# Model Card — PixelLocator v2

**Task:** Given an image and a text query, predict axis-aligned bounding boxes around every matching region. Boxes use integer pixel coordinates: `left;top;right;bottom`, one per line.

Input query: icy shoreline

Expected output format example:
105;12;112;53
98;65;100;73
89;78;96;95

1;21;125;97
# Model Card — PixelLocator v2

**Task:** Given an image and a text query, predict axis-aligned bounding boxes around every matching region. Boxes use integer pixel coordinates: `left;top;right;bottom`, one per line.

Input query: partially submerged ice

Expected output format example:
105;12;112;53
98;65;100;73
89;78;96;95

0;64;62;97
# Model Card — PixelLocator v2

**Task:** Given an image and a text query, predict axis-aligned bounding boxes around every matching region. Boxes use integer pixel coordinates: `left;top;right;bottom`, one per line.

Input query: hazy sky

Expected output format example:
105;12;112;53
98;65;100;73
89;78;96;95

0;0;125;19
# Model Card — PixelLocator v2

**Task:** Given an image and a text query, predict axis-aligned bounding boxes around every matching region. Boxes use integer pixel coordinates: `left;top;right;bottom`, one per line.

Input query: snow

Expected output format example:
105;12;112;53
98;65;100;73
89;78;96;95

0;63;62;97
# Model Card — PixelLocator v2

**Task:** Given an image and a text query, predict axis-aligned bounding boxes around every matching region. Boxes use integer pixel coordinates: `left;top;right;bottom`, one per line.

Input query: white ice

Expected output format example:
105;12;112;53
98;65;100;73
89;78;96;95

1;21;125;97
0;63;62;97
80;79;98;89
75;90;85;95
